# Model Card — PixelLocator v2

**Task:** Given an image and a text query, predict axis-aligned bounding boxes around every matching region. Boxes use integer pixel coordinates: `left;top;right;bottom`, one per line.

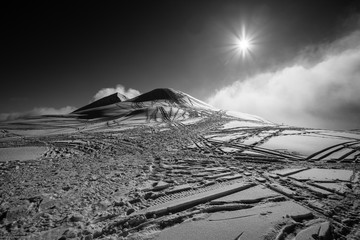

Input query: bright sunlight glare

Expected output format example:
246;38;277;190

238;39;250;51
236;37;252;58
227;26;256;61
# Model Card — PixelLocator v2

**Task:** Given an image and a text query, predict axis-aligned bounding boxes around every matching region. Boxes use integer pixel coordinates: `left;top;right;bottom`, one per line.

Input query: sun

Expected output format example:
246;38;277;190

226;26;256;61
236;37;252;57
237;39;250;51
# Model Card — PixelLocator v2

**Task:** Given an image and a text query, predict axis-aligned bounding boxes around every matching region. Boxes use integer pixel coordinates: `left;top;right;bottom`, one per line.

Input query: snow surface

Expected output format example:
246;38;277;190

0;147;47;162
259;135;350;157
221;120;266;129
225;111;271;123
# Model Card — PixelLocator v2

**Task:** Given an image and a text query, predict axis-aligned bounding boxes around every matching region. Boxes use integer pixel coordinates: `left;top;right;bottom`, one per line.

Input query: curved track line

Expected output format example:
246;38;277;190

306;140;359;160
208;139;303;160
338;149;358;160
314;146;347;160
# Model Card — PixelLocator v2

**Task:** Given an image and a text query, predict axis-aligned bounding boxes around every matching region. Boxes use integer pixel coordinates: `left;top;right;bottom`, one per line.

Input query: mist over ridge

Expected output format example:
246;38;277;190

208;29;360;130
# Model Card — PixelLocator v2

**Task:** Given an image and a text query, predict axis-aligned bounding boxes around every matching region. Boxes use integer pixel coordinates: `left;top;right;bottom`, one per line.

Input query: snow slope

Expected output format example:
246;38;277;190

71;88;267;123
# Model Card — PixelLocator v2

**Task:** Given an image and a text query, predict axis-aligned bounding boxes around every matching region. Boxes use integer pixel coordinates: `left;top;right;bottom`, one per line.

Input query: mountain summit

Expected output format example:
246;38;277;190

72;88;266;123
73;92;128;113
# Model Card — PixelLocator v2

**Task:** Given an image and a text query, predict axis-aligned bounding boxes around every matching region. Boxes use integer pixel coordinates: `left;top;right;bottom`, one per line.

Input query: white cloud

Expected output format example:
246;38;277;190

92;84;141;101
0;84;141;121
0;106;76;121
208;30;360;130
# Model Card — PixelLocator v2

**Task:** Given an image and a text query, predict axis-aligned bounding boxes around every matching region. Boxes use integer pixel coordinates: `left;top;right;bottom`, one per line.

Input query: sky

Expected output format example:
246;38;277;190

2;0;360;129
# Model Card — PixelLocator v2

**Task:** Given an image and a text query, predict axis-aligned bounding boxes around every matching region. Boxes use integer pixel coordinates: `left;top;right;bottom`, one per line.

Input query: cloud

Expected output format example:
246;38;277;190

0;84;140;121
208;30;360;130
0;106;76;121
92;84;141;101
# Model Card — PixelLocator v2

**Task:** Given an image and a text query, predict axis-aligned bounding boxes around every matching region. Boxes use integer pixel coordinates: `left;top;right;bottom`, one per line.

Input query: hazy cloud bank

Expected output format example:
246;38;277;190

0;106;76;121
0;84;140;121
93;84;141;101
208;30;360;130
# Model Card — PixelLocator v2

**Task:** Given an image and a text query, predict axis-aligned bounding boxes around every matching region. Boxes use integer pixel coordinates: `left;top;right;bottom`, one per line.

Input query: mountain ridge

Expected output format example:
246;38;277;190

71;88;268;123
72;92;128;113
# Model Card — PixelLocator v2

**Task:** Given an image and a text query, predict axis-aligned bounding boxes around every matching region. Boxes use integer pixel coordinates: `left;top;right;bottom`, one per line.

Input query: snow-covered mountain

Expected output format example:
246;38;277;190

71;88;268;123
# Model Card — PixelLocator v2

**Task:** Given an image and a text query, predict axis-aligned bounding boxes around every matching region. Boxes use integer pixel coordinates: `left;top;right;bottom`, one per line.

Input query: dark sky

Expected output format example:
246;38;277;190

2;0;360;115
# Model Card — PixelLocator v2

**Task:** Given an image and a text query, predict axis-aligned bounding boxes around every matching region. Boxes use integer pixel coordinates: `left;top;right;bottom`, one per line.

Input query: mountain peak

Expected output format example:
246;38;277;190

128;88;183;104
70;88;266;123
73;92;127;113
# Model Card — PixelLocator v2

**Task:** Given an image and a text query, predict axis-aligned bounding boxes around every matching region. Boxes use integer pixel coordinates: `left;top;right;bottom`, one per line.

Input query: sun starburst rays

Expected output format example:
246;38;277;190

236;37;252;58
221;25;258;66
